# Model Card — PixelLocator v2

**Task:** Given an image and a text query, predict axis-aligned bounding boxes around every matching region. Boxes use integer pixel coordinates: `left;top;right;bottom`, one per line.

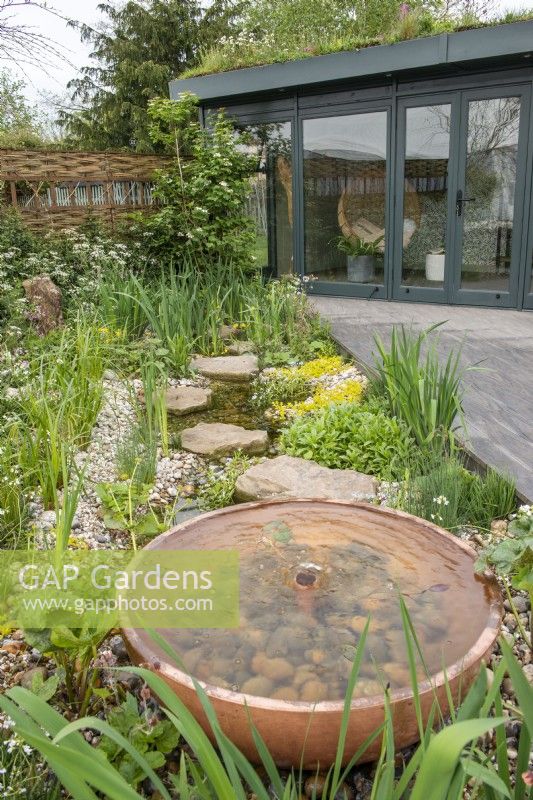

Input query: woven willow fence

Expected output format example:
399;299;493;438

0;149;173;231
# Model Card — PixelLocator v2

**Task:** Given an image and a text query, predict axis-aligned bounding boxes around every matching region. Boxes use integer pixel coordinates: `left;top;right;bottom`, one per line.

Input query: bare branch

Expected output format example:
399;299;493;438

0;0;75;72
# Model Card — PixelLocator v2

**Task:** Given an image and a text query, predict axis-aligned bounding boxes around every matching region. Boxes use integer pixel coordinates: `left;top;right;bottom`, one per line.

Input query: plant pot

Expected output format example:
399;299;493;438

123;499;501;769
347;255;375;283
425;252;445;282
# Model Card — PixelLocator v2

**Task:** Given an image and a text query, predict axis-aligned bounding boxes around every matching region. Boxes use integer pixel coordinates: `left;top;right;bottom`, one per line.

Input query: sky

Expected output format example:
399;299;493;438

5;0;533;112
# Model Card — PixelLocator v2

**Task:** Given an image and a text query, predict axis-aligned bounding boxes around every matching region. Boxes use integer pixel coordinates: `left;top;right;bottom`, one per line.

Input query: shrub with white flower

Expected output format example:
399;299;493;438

0;210;154;323
140;93;257;268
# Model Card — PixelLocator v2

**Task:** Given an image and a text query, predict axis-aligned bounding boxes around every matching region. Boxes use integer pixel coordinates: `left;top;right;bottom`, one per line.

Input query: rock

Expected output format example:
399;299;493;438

165;386;212;416
115;670;142;691
305;774;327;798
173;500;203;526
1;640;22;654
334;785;354;800
22;274;63;335
523;664;533;684
260;657;294;682
300;680;328;702
109;635;128;663
181;422;268;457
240;675;274;696
39;510;56;530
219;324;235;341
19;666;47;690
190;354;259;382
271;686;299;702
490;519;508;537
511;595;529;614
227;341;255;355
235;455;378;502
504;613;517;631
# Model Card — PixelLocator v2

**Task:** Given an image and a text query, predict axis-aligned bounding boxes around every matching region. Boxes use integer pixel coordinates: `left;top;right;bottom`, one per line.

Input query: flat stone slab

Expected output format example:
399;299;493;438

166;386;212;416
181;422;268;457
235;455;377;502
191;354;258;382
227;340;255;355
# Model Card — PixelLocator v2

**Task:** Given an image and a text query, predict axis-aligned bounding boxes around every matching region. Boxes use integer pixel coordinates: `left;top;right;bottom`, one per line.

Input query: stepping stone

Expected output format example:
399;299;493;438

227;340;255;356
181;422;268;457
166;386;212;416
191;354;259;382
234;455;377;502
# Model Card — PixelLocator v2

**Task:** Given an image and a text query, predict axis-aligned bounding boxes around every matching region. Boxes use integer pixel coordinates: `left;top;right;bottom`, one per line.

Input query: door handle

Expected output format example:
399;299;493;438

456;190;476;216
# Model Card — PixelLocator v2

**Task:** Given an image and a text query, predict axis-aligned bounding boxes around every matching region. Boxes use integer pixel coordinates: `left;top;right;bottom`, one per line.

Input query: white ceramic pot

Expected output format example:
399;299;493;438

425;253;445;282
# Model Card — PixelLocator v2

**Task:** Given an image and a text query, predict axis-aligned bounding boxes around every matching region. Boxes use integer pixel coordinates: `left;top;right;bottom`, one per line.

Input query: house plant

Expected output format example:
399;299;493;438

335;234;383;283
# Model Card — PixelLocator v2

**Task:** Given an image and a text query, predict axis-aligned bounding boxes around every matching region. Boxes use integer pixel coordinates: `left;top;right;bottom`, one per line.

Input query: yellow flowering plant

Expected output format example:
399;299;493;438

288;355;345;381
273;378;364;420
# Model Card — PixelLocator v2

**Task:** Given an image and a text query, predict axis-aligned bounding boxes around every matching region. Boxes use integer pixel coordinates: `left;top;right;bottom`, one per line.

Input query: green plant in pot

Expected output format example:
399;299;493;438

335;234;383;283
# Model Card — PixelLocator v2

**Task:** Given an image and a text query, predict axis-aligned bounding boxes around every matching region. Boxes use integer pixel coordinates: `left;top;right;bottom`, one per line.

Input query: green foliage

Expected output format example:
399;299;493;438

199;452;256;510
95;482;166;550
121;263;330;372
0;728;61;800
250;370;310;412
241;275;336;365
141;94;256;266
1;626;530;800
0;70;48;148
60;0;240;151
396;454;516;533
26;670;61;703
98;692;179;787
466;466;517;531
335;233;384;257
0;220;152;324
98;272;149;342
280;402;414;480
140;360;169;457
185;6;533;78
16;320;107;507
0;425;29;548
373;323;469;455
476;505;533;621
23;625;109;715
116;422;158;487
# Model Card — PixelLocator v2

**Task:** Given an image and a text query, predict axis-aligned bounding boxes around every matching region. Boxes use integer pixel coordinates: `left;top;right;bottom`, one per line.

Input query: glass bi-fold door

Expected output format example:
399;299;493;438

302;106;390;299
395;85;531;307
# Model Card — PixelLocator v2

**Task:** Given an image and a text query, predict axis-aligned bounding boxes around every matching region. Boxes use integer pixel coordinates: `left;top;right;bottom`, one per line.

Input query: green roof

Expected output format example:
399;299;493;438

170;19;533;104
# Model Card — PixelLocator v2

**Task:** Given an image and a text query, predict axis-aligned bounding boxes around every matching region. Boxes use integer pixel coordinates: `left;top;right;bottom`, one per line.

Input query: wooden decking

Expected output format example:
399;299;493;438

312;296;533;502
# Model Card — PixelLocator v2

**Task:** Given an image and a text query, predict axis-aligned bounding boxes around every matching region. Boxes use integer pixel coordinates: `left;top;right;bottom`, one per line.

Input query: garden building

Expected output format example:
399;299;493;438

171;20;533;310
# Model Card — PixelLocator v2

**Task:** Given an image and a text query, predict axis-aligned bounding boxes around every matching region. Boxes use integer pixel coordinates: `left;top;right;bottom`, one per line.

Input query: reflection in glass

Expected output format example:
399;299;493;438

402;104;451;288
237;122;293;277
303;112;387;284
460;97;521;292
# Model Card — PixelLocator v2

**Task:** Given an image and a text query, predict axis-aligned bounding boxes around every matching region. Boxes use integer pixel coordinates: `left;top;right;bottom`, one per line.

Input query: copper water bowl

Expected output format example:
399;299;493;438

122;499;501;768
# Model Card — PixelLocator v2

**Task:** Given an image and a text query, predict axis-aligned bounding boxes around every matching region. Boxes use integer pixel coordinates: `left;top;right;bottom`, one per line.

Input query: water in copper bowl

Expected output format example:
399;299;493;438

145;501;496;704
